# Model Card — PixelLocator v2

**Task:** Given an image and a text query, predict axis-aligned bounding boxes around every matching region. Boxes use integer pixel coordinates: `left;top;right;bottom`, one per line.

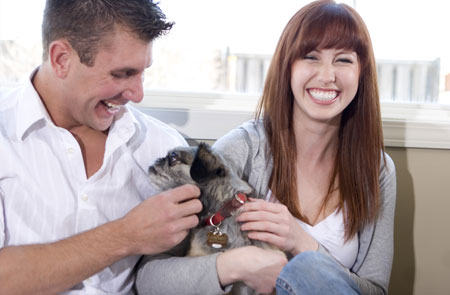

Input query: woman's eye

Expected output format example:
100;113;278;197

304;55;318;60
337;58;353;63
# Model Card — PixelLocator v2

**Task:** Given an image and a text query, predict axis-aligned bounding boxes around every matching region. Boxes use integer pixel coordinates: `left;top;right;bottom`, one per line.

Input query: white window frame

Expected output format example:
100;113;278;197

137;90;450;149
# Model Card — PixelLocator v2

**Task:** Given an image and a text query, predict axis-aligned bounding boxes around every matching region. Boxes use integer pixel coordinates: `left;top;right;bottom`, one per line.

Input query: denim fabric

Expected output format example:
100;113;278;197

276;251;361;295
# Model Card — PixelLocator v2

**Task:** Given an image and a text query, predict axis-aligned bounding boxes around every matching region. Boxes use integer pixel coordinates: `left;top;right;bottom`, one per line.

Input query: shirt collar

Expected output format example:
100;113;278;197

17;68;141;143
109;105;139;141
102;105;141;160
16;68;52;141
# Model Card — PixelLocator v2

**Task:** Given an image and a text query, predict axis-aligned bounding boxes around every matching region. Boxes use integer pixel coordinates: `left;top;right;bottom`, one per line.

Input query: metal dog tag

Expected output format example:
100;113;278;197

207;231;228;249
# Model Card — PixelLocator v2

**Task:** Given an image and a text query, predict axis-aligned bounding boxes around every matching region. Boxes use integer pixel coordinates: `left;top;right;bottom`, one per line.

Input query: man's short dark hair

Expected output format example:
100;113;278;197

42;0;173;66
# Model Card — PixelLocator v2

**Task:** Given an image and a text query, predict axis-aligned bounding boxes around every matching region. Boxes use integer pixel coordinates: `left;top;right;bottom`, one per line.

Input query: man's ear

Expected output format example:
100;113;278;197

190;143;226;184
48;40;73;78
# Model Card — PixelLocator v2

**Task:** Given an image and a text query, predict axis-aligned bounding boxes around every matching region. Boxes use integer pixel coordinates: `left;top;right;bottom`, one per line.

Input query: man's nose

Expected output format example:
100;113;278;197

123;74;144;103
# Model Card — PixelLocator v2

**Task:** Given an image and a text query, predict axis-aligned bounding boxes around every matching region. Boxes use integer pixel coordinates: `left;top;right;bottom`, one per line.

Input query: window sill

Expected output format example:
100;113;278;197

136;90;450;150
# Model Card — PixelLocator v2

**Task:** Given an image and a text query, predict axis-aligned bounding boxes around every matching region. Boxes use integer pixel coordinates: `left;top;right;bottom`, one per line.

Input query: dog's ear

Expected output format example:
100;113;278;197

190;143;226;184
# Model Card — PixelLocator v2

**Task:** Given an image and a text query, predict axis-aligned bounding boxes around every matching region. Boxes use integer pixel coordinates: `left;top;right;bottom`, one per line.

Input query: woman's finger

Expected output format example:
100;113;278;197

241;220;288;235
246;231;286;248
242;200;285;213
237;210;280;223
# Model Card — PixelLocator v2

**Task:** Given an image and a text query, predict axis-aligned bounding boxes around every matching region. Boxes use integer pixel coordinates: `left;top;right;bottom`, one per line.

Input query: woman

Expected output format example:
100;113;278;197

214;0;396;294
136;1;396;294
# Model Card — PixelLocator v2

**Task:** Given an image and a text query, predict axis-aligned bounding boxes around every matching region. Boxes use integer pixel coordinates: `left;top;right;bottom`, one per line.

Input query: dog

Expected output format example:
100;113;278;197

149;143;279;294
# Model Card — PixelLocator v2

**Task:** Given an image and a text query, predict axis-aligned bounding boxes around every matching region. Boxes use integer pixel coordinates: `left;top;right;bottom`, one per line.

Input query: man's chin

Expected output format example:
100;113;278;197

91;107;125;132
89;119;114;133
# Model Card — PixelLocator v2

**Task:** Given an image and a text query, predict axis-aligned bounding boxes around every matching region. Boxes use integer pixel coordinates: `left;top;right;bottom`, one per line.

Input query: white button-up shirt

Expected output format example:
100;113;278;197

0;74;187;294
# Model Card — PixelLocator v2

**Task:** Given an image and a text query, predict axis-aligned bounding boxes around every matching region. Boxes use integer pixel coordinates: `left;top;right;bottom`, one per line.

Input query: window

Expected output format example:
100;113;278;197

1;0;449;148
147;0;450;104
0;1;45;86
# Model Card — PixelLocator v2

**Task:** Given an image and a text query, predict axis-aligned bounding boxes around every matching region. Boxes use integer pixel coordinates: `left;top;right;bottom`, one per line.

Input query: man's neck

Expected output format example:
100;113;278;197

71;126;108;179
33;66;108;179
32;65;67;128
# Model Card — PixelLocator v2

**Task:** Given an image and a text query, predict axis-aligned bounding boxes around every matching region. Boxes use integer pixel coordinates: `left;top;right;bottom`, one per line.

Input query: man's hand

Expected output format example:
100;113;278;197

0;184;202;295
217;246;287;294
120;184;202;255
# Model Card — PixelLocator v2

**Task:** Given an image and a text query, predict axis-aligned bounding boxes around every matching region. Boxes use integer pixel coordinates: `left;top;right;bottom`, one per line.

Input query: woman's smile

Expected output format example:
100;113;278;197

307;88;340;105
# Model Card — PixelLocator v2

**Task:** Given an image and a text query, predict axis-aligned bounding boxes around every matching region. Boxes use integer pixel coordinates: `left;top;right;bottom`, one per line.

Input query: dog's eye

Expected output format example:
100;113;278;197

168;152;179;166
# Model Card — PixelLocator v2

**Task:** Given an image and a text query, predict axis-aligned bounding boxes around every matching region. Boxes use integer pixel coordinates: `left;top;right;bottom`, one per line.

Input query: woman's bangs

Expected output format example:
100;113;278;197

297;4;363;57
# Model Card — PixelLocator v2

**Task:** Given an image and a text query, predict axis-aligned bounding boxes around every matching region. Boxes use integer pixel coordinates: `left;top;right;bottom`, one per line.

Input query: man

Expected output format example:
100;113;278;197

0;1;201;294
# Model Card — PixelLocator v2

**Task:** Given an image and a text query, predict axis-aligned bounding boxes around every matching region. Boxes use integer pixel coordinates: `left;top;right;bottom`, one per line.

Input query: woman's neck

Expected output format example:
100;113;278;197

293;115;340;166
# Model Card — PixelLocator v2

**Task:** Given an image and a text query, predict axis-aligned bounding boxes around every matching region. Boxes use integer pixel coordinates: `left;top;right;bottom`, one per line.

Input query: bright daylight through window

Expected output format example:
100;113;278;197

1;0;450;147
1;0;450;104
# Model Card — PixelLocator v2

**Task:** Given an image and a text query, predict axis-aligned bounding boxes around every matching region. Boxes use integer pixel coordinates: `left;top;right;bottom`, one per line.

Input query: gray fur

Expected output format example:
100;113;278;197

148;143;272;294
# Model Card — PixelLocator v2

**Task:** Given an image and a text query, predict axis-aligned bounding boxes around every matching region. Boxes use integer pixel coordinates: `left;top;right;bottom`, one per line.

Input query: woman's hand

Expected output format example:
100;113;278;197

216;246;287;294
236;198;318;256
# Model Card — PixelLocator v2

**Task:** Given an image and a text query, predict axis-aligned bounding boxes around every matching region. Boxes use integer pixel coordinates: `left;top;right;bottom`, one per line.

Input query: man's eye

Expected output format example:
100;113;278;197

168;152;179;166
112;71;133;79
112;73;126;79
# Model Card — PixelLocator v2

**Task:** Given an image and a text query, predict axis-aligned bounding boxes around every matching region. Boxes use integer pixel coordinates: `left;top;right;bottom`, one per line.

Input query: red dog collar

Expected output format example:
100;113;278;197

205;193;247;226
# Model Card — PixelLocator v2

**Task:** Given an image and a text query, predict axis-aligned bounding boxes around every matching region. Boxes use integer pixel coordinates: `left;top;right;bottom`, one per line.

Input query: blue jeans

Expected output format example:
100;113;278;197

276;251;361;295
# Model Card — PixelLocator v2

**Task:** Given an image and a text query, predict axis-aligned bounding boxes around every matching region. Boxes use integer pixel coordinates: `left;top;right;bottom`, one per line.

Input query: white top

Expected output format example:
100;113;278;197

0;72;187;294
266;190;358;269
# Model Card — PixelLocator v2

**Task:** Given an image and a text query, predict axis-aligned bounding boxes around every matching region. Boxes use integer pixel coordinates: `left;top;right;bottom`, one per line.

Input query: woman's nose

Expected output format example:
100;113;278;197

317;64;336;84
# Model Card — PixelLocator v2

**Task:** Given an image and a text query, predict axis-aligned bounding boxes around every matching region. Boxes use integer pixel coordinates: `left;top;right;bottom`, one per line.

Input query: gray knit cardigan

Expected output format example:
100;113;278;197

135;120;397;295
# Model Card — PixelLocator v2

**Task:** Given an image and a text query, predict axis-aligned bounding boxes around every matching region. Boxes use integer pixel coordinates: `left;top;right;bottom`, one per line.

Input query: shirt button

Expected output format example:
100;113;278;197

81;193;88;201
67;147;75;154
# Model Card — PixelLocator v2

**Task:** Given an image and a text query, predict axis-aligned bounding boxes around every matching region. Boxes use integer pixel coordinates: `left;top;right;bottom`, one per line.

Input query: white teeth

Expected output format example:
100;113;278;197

104;101;120;110
309;89;338;101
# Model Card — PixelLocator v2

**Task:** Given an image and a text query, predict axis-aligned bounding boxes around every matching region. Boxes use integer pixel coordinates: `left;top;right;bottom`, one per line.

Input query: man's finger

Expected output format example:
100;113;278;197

166;184;201;203
173;214;200;232
178;198;203;217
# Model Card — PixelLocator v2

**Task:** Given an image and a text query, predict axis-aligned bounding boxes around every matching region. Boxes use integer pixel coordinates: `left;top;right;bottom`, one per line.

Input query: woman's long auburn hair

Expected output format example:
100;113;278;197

256;0;385;240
